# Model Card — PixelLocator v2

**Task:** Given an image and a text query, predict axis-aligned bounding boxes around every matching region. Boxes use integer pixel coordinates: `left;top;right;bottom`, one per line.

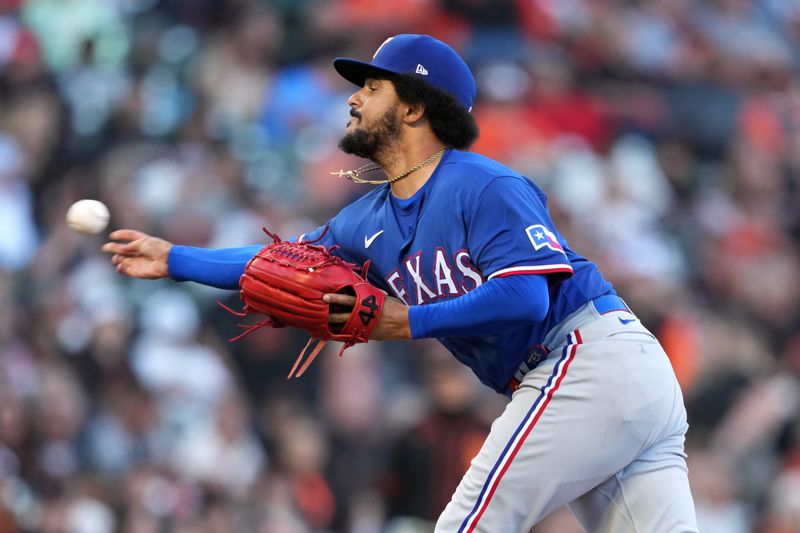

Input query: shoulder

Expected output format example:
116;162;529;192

440;150;515;182
334;185;390;220
439;150;546;203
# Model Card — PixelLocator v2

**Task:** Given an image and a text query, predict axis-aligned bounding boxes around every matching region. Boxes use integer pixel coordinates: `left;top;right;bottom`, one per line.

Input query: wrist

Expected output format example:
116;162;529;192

166;244;182;280
385;305;412;340
374;297;412;340
397;306;411;339
160;243;174;278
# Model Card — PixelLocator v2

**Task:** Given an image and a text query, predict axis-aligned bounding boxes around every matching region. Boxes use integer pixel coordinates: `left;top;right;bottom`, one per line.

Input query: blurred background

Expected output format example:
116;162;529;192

0;0;799;531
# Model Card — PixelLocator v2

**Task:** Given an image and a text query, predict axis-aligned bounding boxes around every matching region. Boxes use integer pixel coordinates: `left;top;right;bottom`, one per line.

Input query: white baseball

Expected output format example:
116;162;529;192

66;199;110;235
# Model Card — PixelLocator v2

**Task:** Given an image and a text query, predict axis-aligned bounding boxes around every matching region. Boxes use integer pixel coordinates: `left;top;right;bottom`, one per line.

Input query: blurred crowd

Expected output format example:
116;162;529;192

0;0;799;531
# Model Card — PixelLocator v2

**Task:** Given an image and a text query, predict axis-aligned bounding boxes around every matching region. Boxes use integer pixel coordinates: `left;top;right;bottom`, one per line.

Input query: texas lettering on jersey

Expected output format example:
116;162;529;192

386;248;483;305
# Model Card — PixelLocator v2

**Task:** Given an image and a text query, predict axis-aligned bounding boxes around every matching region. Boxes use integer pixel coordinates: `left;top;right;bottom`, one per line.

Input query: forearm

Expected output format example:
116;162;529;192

168;245;263;290
408;274;549;338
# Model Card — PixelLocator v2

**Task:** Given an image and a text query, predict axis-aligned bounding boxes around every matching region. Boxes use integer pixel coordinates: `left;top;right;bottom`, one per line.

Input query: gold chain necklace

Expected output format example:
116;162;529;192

330;149;446;185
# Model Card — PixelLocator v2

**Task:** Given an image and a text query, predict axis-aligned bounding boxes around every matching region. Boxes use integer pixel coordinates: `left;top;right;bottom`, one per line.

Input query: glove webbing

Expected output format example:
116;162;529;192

219;226;372;379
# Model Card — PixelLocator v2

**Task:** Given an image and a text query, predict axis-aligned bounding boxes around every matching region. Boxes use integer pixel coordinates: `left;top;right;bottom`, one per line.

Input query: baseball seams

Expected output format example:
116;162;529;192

458;330;583;533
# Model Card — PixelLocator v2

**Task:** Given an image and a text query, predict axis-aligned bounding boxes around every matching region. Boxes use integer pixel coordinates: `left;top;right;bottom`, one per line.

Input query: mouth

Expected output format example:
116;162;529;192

346;106;362;129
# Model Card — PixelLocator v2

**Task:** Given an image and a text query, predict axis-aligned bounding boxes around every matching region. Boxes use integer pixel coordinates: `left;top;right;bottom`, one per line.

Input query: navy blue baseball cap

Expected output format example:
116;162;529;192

334;34;476;112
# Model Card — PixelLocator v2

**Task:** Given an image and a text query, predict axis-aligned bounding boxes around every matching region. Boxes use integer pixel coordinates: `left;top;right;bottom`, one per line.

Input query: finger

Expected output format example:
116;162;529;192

115;258;149;278
329;312;352;323
108;229;148;242
102;242;134;254
112;254;137;267
106;239;147;255
323;293;357;306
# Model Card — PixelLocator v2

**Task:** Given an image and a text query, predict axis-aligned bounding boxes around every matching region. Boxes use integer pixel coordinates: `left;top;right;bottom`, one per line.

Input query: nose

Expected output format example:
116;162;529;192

347;86;367;109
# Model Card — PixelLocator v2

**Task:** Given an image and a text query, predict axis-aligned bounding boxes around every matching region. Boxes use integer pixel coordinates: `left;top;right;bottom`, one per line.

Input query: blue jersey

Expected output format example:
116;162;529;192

302;150;613;392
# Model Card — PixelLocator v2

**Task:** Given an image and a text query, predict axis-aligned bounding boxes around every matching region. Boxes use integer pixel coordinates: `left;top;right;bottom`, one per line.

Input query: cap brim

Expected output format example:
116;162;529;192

334;58;398;88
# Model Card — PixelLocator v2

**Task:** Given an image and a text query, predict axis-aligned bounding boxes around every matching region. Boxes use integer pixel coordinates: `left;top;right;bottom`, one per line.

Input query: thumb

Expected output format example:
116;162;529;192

109;229;149;242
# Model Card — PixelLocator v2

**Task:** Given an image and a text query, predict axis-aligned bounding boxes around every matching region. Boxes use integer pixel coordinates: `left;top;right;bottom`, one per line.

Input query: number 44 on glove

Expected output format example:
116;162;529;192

221;229;386;378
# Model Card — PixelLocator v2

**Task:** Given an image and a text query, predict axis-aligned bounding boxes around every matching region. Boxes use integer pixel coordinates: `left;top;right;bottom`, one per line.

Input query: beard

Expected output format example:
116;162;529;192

338;104;401;160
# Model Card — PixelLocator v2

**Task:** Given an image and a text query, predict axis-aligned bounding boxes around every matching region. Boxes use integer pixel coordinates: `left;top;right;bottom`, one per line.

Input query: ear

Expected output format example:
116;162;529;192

402;102;426;125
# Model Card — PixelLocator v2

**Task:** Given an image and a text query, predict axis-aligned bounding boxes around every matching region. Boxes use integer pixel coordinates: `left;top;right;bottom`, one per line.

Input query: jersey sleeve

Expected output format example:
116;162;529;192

166;219;339;289
408;274;549;338
467;176;573;282
168;245;262;289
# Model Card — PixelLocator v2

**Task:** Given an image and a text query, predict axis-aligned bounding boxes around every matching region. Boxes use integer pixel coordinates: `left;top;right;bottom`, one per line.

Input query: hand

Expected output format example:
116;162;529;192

102;229;173;279
324;293;411;340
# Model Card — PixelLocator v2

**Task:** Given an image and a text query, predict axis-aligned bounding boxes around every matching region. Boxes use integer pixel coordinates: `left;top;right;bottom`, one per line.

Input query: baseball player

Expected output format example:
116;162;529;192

104;34;698;532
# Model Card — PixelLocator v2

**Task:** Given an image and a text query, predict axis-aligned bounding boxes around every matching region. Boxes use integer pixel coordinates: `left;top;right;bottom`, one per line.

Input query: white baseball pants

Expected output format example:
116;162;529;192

435;302;699;533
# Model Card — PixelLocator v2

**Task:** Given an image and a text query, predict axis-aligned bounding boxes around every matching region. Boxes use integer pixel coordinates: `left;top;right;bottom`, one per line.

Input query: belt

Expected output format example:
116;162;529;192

591;294;630;315
506;294;630;393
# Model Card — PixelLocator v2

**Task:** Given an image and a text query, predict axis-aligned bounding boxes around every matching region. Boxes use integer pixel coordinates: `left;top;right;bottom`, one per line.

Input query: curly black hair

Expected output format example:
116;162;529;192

384;72;479;150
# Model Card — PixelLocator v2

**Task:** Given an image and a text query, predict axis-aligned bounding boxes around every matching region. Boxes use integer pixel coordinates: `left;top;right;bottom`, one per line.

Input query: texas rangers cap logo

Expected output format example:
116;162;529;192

525;224;564;253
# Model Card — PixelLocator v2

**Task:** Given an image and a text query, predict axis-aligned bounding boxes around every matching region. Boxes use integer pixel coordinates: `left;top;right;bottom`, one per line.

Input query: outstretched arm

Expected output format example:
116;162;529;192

102;229;261;289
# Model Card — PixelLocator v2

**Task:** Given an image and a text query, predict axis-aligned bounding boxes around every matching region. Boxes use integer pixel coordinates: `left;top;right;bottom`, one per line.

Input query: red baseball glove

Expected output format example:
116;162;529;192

222;229;386;378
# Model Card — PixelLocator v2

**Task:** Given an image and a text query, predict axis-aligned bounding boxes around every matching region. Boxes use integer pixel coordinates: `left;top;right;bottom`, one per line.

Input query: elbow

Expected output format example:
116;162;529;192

525;297;549;324
494;274;550;325
502;295;548;326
